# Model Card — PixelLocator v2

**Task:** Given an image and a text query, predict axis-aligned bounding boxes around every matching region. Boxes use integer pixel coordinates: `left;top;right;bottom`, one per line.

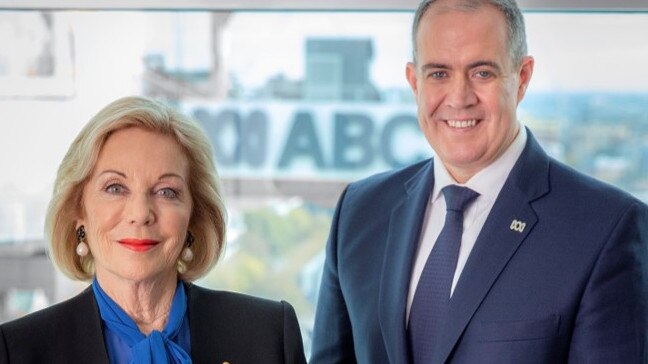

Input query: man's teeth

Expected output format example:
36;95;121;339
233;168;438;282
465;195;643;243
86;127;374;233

447;120;477;128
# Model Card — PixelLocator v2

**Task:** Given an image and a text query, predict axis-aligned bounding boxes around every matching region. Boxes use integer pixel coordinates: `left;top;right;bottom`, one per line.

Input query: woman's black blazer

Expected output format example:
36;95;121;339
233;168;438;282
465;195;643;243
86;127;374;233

0;282;306;364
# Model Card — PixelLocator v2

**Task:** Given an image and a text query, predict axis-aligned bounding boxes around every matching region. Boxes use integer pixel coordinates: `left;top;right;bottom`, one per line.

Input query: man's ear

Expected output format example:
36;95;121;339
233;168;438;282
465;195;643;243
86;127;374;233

516;55;534;103
406;62;420;97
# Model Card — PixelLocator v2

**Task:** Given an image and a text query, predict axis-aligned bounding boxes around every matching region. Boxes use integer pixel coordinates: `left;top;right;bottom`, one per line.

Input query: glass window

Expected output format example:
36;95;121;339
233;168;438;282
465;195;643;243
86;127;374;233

1;7;647;355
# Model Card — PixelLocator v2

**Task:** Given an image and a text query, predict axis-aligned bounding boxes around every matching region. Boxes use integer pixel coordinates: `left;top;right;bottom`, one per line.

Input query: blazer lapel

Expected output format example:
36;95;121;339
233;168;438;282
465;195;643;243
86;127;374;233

433;129;551;363
186;282;211;361
379;160;435;364
76;287;111;364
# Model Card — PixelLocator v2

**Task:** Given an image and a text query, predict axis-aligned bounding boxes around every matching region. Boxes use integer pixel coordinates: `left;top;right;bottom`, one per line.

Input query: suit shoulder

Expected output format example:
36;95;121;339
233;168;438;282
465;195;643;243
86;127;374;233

0;287;107;363
186;285;305;363
187;284;293;320
549;158;643;208
0;286;93;337
345;159;431;200
186;284;301;348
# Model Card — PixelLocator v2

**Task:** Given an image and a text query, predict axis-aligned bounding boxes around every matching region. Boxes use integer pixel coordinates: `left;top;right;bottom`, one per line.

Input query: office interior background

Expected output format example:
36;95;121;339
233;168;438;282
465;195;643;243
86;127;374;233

1;0;647;354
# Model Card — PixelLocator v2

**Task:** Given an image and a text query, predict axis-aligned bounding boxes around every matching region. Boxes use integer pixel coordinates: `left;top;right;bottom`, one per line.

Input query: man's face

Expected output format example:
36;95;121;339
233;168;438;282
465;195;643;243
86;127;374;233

406;4;533;183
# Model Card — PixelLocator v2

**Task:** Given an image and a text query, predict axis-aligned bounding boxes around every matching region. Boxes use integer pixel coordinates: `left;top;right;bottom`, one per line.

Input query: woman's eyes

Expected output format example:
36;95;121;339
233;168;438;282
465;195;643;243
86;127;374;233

156;187;179;199
105;183;126;194
104;184;178;199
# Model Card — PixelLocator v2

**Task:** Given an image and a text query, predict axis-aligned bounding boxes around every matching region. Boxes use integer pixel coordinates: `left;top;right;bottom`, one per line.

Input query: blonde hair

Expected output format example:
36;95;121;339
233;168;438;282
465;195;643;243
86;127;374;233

45;96;226;281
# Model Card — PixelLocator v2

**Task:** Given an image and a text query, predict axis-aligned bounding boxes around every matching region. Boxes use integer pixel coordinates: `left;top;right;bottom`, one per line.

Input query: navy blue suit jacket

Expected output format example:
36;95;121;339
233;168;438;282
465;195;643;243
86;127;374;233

311;130;648;363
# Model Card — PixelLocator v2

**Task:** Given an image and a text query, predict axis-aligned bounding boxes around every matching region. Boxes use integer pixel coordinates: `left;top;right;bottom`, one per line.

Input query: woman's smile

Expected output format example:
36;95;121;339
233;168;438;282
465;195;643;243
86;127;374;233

118;238;161;252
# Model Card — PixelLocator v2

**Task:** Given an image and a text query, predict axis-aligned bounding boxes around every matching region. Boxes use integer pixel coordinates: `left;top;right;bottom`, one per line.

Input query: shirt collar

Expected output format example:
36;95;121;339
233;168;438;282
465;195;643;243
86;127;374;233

431;125;527;204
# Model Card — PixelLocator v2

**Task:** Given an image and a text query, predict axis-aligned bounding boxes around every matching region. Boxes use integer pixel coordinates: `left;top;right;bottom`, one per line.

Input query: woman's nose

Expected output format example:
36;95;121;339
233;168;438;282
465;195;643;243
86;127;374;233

126;194;155;226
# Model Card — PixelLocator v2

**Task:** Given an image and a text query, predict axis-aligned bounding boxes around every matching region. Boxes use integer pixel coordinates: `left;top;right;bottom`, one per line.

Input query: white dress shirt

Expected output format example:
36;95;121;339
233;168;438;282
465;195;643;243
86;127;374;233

406;126;528;322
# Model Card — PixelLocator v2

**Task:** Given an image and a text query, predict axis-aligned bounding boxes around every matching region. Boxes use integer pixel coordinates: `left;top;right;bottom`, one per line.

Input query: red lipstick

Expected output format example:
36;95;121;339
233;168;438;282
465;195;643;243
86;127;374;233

118;238;159;252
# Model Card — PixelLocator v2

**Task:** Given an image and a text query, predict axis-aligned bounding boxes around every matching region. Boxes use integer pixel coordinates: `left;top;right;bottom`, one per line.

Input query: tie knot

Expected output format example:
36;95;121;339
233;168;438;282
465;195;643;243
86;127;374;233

442;185;479;212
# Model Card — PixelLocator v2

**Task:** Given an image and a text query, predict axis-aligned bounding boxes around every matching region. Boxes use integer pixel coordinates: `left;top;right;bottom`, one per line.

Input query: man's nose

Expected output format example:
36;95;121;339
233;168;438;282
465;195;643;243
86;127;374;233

445;76;478;109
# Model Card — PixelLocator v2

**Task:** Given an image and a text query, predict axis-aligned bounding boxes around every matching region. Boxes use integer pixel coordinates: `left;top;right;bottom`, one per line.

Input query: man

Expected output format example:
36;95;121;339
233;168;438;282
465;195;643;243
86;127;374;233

310;0;648;363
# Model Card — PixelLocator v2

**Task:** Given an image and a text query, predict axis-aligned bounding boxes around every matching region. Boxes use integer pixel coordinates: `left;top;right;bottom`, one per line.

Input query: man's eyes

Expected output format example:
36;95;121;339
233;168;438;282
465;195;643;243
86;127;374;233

427;71;447;79
474;70;494;79
425;70;494;80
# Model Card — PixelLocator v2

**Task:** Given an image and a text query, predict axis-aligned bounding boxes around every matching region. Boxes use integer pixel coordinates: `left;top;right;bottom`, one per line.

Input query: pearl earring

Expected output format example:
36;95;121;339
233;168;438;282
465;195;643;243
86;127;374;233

181;247;194;262
182;231;194;262
76;225;89;257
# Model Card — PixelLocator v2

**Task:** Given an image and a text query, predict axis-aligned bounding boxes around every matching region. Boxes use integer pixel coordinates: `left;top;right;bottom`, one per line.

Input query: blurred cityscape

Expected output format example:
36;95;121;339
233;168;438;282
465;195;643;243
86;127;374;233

2;10;648;353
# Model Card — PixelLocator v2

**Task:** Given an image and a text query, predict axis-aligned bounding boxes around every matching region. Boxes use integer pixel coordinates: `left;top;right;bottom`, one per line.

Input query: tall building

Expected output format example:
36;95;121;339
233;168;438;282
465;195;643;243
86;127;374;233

305;38;380;102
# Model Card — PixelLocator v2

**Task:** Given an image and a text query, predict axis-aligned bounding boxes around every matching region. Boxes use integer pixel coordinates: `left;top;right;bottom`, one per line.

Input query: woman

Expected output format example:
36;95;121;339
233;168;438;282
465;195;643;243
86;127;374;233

0;96;306;364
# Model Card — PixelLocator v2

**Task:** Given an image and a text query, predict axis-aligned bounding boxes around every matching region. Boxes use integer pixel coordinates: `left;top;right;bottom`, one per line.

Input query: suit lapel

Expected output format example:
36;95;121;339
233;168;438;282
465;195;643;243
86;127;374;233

76;287;111;364
379;160;435;364
434;129;551;363
186;282;211;361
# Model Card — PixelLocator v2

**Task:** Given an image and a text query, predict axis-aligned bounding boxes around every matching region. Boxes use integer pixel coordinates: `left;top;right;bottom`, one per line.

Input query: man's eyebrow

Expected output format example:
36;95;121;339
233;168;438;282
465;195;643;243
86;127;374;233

420;61;503;73
468;60;502;72
420;63;451;71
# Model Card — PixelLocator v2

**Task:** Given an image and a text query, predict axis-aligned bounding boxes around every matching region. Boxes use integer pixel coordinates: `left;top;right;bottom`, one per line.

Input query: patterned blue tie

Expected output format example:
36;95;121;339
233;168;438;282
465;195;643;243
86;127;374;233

409;185;480;364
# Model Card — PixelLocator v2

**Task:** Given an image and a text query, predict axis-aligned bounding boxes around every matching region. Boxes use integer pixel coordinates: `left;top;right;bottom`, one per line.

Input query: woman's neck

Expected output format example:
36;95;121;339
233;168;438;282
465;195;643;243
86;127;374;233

96;271;178;335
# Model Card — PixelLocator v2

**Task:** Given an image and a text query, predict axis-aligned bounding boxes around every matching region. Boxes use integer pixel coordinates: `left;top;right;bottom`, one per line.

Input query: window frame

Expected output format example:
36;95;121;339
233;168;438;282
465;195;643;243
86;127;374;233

1;0;647;11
